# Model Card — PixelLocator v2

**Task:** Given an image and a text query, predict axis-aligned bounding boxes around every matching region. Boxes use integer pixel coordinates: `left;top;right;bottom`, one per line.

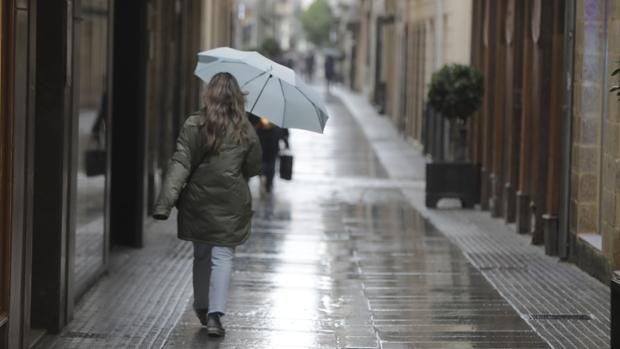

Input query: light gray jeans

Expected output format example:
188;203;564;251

192;242;235;315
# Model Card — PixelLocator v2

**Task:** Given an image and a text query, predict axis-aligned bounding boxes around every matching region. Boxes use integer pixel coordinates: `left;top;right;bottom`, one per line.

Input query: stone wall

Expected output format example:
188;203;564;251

605;1;620;268
201;0;233;50
571;0;620;272
570;0;606;240
348;0;472;144
408;0;472;67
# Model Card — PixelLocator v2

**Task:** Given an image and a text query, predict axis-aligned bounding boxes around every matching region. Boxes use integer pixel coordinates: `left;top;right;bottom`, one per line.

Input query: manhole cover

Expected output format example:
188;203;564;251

479;265;528;271
527;314;592;321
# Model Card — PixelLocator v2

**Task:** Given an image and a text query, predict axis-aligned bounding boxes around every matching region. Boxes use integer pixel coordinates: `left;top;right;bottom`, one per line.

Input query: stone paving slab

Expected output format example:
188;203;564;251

333;85;611;349
37;216;194;349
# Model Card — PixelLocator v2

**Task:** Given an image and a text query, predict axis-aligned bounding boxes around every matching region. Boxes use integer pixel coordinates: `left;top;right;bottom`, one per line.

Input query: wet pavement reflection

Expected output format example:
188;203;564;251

164;98;548;348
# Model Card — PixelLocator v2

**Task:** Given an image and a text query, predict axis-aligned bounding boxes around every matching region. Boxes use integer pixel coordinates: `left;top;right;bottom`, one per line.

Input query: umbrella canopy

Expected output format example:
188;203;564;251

194;47;329;133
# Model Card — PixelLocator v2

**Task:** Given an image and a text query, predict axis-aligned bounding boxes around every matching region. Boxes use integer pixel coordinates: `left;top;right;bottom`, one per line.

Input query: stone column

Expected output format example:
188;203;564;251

480;0;496;210
516;0;533;235
491;0;507;217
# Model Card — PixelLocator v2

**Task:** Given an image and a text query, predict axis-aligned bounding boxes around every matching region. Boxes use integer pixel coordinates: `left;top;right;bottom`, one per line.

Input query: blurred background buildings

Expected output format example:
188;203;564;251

1;0;620;347
234;0;304;51
337;0;620;288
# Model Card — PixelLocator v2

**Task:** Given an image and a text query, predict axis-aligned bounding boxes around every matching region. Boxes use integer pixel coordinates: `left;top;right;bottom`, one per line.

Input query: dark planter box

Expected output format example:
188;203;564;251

425;162;481;208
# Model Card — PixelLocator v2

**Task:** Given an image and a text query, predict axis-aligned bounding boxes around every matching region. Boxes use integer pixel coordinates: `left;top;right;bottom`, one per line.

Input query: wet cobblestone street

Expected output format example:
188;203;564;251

163;99;546;349
40;94;604;349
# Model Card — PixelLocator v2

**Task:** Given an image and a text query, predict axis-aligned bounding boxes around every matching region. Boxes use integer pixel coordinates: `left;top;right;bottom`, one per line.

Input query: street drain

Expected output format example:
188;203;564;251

479;265;528;271
61;331;108;339
526;314;592;321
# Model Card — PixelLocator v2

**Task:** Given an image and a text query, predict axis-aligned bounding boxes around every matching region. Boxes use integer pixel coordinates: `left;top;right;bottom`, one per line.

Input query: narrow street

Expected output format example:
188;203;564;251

4;1;619;348
40;95;549;349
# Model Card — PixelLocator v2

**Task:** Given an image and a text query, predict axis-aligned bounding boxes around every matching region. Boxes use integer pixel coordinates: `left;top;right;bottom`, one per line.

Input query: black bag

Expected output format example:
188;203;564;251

85;111;107;177
85;149;106;177
279;151;293;180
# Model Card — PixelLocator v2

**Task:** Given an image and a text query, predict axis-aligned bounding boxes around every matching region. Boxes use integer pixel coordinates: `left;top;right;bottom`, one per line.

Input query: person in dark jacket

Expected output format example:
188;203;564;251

253;117;288;193
305;52;315;81
153;72;262;337
325;55;335;93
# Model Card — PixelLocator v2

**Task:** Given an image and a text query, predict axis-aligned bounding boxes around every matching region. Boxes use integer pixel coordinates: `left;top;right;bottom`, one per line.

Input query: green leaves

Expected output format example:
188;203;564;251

428;64;484;120
301;0;334;47
258;38;282;59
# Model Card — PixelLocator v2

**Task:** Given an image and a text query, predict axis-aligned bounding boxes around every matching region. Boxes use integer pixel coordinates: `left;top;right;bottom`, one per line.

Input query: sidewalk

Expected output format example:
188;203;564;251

40;93;549;349
332;85;611;349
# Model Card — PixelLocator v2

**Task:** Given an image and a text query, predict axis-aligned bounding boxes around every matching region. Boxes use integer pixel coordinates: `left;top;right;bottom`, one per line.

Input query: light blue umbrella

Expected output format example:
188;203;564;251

194;47;329;133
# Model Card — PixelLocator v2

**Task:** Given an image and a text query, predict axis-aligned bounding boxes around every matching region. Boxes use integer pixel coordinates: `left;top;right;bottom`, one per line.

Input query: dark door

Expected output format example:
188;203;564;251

110;0;148;247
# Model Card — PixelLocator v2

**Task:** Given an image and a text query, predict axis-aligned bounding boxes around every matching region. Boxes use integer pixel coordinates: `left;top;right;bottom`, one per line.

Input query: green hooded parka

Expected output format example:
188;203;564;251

153;111;262;246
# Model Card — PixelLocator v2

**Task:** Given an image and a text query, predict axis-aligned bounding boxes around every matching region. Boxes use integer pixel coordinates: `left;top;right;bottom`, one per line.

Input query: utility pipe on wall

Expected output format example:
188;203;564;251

435;0;444;69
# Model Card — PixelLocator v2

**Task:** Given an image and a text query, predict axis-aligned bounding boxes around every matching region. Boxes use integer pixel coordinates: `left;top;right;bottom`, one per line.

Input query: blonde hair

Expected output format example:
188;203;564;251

201;72;249;153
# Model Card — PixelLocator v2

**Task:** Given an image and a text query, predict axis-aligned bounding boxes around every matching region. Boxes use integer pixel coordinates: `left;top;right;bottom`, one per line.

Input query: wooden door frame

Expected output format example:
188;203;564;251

491;0;508;218
558;0;575;260
541;0;566;255
400;22;408;134
0;0;11;338
481;0;497;210
470;0;484;164
110;0;148;248
529;0;554;245
517;0;534;235
6;0;38;346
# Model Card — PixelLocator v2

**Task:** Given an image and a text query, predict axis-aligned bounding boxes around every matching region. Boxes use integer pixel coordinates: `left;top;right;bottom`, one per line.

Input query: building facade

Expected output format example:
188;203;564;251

470;0;620;282
234;0;304;52
470;0;568;250
344;0;620;283
345;0;472;145
0;1;234;347
569;0;620;280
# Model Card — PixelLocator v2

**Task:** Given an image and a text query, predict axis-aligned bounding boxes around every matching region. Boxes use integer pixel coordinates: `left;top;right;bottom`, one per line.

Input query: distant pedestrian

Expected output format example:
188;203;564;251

305;52;315;82
153;72;262;338
253;117;289;194
325;55;335;93
285;52;295;70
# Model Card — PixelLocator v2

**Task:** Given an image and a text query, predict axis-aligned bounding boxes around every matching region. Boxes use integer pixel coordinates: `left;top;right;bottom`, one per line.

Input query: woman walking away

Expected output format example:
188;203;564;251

153;72;262;337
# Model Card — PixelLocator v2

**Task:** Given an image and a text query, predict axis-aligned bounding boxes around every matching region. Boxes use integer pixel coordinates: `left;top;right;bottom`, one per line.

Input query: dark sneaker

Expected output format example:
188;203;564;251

195;308;208;326
206;312;225;337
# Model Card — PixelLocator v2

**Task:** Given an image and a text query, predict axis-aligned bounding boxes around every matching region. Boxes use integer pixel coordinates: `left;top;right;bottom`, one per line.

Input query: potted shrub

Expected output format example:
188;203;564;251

425;64;484;208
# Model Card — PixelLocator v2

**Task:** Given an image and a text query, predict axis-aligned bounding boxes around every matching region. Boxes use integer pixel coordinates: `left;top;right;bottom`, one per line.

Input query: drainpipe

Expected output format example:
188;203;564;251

435;0;444;69
613;271;620;347
558;0;575;261
433;0;445;158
